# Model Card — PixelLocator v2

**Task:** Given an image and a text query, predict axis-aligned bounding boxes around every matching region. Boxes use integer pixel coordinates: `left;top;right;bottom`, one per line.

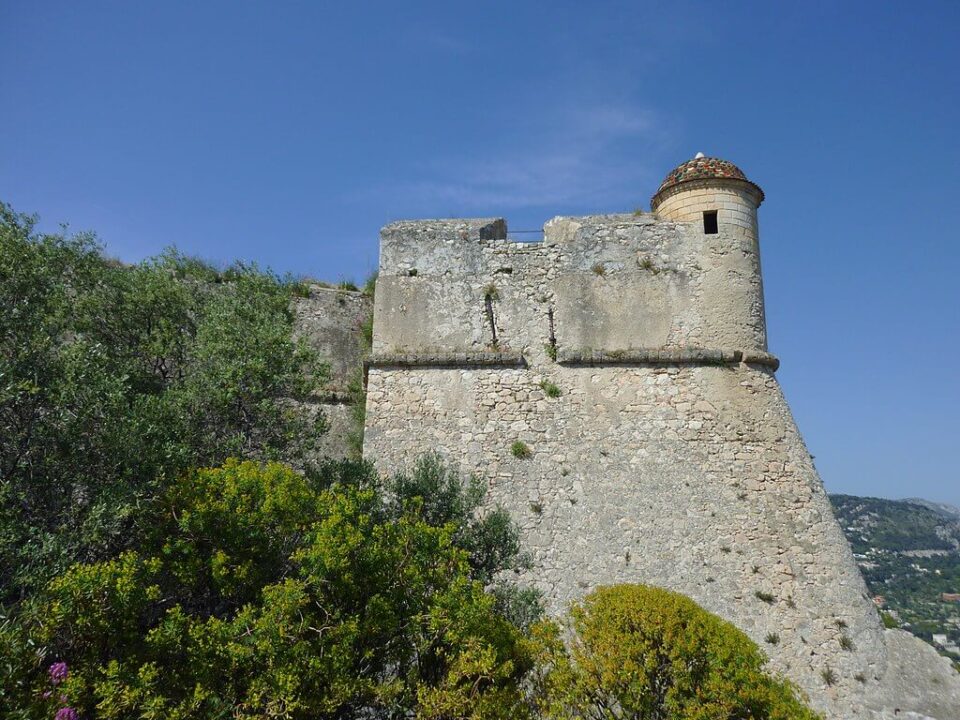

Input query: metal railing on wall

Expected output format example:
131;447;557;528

507;229;544;243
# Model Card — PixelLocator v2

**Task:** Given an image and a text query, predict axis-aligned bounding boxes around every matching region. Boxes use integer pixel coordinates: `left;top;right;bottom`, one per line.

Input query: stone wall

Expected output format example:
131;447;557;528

292;284;371;460
362;213;960;718
373;214;767;359
365;362;895;715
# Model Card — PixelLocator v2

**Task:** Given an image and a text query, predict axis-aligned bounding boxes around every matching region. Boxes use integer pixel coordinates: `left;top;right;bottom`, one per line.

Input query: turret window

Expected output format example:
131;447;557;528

703;211;718;234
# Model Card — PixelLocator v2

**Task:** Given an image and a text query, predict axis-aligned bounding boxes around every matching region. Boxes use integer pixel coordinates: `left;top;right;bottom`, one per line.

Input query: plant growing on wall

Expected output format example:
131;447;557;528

539;380;562;398
511;441;532;459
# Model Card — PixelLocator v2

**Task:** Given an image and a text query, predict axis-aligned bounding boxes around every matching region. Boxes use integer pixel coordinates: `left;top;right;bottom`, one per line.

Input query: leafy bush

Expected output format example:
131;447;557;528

532;584;820;720
385;454;529;586
5;459;537;719
0;202;325;602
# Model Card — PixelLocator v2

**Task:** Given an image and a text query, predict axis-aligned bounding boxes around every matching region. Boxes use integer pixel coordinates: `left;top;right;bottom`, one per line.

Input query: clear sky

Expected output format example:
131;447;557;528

2;1;958;505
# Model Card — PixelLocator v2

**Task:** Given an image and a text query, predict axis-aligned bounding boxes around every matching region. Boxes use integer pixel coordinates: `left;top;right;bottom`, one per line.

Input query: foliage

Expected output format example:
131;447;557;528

511;441;532;459
345;303;374;458
345;366;368;458
531;584;820;720
539;380;561;398
5;459;537;719
385;454;530;586
0;201;325;604
755;590;776;604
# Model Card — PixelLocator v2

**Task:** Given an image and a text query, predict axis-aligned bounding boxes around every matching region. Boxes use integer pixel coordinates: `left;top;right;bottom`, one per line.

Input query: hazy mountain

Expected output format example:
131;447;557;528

904;498;960;522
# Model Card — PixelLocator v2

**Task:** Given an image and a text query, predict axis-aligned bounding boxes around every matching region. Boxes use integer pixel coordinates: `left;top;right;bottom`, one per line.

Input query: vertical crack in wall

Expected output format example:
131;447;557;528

484;290;498;347
547;307;557;353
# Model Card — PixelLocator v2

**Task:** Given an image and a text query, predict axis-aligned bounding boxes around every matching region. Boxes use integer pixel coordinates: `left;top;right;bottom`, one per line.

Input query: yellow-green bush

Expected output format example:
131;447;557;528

532;584;820;720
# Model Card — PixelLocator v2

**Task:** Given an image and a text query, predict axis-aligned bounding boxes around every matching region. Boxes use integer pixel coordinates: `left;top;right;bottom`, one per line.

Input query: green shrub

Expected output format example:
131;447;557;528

532;584;820;720
881;611;899;629
0;203;326;603
539;380;562;398
511;441;532;459
385;454;529;585
9;459;537;719
360;310;374;349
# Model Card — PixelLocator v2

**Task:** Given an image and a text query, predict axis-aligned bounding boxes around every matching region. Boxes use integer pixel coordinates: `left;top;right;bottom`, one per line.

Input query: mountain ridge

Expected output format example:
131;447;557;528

829;493;960;665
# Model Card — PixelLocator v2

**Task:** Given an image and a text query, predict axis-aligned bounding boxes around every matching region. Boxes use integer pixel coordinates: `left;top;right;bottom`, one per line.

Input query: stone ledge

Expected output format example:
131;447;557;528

366;351;527;369
306;390;354;405
741;351;780;370
559;348;780;370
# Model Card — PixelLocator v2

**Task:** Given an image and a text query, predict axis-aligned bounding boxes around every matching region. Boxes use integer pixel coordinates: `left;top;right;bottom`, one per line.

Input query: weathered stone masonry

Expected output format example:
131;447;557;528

292;285;371;461
362;157;960;718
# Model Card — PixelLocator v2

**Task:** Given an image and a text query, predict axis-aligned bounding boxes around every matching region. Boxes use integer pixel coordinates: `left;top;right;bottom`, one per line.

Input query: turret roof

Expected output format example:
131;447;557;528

651;155;764;209
656;156;749;193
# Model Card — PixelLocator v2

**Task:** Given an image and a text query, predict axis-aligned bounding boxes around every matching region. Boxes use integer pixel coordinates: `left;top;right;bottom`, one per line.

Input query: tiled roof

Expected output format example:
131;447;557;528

657;156;749;193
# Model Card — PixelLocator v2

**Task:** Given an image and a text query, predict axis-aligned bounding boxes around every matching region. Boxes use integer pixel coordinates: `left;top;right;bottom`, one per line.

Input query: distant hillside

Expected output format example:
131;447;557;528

830;494;960;663
904;498;960;522
831;494;960;554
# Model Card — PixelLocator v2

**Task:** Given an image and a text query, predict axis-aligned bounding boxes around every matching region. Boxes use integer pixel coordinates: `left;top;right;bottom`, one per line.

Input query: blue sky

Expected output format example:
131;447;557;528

2;1;958;504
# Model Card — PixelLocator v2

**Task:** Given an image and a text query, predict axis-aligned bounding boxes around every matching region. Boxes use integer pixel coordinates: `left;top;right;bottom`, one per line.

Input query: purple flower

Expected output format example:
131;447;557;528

54;708;78;720
48;662;68;685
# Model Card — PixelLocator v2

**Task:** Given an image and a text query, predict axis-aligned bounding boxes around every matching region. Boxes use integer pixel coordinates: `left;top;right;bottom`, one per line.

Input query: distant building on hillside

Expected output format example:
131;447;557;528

940;592;960;603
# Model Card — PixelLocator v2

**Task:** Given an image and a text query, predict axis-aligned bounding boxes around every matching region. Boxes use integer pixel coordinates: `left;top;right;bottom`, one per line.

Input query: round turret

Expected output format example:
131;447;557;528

650;154;763;237
651;154;768;351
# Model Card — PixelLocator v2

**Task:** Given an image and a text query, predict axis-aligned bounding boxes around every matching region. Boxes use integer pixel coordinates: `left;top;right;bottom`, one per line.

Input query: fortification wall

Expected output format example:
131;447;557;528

365;364;886;713
363;215;960;718
291;285;371;460
374;214;767;359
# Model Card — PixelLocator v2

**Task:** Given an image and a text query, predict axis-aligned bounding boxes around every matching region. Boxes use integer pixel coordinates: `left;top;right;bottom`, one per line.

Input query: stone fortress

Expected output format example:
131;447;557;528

304;154;960;718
